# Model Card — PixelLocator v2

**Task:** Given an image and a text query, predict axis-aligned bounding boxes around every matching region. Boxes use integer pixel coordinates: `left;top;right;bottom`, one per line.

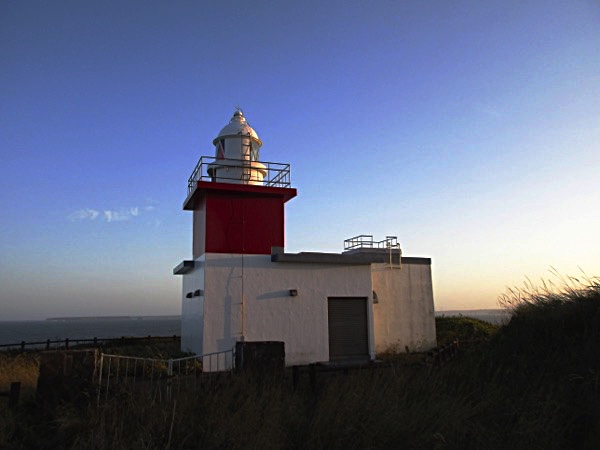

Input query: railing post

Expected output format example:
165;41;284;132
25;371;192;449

97;354;104;407
166;359;174;400
105;356;112;402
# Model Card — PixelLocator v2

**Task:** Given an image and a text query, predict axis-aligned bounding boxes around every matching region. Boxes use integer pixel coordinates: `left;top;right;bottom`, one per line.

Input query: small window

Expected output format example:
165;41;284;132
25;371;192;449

250;142;260;161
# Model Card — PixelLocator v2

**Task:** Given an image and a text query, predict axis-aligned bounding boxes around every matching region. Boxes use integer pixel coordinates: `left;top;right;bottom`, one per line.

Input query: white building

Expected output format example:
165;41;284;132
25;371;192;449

174;110;436;369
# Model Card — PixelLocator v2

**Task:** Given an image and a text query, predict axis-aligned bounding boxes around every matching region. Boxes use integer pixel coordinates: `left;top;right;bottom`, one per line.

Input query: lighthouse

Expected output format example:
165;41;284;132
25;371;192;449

175;109;297;361
174;110;437;370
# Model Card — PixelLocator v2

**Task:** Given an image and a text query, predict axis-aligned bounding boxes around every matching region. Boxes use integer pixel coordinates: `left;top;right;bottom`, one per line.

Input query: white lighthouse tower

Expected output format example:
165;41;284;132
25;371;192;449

175;110;297;363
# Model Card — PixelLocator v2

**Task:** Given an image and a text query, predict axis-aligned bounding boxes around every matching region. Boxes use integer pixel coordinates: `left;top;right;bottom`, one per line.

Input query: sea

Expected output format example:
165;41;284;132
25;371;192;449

0;310;508;347
0;316;181;347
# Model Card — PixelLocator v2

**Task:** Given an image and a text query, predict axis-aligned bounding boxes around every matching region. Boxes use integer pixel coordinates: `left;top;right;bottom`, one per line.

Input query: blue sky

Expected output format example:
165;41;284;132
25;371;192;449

1;0;599;320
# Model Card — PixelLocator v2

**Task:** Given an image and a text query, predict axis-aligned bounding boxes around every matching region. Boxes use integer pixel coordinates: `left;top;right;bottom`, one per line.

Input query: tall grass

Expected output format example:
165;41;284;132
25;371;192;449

0;352;39;446
2;276;600;449
0;352;39;395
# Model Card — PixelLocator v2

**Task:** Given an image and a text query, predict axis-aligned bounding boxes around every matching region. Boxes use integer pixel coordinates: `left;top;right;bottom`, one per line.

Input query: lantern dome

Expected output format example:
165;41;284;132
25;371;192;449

213;110;262;147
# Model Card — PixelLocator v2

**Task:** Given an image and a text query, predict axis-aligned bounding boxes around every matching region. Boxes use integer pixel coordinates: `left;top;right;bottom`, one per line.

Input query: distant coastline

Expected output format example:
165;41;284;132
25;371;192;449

435;308;508;316
435;309;510;325
45;315;181;322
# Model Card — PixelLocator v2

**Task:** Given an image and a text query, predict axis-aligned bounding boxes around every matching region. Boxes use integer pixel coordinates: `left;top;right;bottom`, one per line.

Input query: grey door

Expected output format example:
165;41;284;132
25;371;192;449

327;297;369;361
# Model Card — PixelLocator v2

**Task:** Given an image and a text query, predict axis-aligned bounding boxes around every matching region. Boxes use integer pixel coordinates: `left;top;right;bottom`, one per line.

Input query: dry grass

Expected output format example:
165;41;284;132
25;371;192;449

0;352;40;446
0;352;39;398
2;281;600;449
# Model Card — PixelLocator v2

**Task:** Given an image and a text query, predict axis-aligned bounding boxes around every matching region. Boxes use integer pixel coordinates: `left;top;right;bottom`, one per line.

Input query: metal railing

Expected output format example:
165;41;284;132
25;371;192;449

344;235;400;251
187;156;291;194
344;235;402;268
96;347;235;404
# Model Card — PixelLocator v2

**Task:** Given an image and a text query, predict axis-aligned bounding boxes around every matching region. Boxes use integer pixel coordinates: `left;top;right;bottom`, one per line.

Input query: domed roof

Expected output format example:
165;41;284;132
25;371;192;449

213;110;262;146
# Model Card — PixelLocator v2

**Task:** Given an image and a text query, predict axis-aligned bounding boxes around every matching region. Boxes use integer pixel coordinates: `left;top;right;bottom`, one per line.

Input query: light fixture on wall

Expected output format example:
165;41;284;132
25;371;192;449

186;292;193;298
289;289;298;297
194;289;203;297
373;290;379;304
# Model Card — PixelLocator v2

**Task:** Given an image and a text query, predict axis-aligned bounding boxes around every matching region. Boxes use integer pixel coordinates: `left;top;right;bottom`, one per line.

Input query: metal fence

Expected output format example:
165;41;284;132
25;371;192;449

0;335;180;352
96;348;235;404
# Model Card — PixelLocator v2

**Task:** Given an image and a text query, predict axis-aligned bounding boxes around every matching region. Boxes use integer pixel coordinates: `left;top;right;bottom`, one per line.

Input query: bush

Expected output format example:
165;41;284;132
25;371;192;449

436;316;499;346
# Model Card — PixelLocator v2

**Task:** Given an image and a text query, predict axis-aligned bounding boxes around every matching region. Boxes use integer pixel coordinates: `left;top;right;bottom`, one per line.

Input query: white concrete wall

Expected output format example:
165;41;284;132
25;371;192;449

180;253;437;367
202;253;375;366
371;262;437;353
180;256;205;354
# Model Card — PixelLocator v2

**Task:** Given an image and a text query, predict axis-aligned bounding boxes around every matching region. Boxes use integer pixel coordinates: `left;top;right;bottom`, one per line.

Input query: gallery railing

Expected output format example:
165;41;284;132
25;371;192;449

187;156;291;194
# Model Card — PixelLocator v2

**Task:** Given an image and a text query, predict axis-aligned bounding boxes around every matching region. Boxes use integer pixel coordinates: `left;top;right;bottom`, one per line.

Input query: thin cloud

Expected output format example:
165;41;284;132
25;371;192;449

68;209;100;221
69;206;153;223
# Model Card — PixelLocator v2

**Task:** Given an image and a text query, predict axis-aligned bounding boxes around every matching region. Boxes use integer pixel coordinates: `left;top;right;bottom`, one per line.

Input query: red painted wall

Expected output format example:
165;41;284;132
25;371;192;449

204;194;285;254
188;182;296;256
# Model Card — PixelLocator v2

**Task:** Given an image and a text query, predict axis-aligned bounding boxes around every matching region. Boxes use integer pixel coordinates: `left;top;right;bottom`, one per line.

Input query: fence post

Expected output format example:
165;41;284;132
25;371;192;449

20;341;25;351
8;382;20;410
65;338;69;349
167;359;173;400
46;339;50;350
292;366;299;390
309;364;317;393
97;354;103;407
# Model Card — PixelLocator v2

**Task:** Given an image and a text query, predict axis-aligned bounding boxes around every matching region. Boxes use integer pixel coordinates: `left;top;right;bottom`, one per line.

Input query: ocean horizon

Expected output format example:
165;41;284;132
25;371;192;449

0;310;509;346
0;316;181;346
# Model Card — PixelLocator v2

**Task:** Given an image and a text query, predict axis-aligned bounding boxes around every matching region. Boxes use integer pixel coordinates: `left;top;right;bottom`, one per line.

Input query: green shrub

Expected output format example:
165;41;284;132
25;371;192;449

436;316;499;346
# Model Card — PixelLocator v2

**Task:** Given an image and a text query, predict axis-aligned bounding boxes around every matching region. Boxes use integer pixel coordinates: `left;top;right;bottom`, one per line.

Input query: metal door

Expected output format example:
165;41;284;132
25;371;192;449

327;297;369;361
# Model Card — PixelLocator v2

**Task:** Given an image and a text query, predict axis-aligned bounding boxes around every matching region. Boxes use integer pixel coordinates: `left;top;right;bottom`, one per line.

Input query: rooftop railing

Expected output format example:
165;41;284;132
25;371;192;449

187;156;291;195
344;235;400;251
344;235;402;268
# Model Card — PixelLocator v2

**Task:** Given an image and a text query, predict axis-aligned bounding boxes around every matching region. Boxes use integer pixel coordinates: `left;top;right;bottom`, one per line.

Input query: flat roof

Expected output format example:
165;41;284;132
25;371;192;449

270;247;431;265
173;260;195;275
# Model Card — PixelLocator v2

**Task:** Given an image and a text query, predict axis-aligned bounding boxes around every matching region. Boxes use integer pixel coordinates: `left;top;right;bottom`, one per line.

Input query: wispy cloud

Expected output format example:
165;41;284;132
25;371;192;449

103;208;139;222
68;209;100;221
69;205;154;223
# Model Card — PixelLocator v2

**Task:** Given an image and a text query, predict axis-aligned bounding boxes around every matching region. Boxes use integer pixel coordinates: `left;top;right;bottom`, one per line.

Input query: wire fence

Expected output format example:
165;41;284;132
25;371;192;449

96;348;235;405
